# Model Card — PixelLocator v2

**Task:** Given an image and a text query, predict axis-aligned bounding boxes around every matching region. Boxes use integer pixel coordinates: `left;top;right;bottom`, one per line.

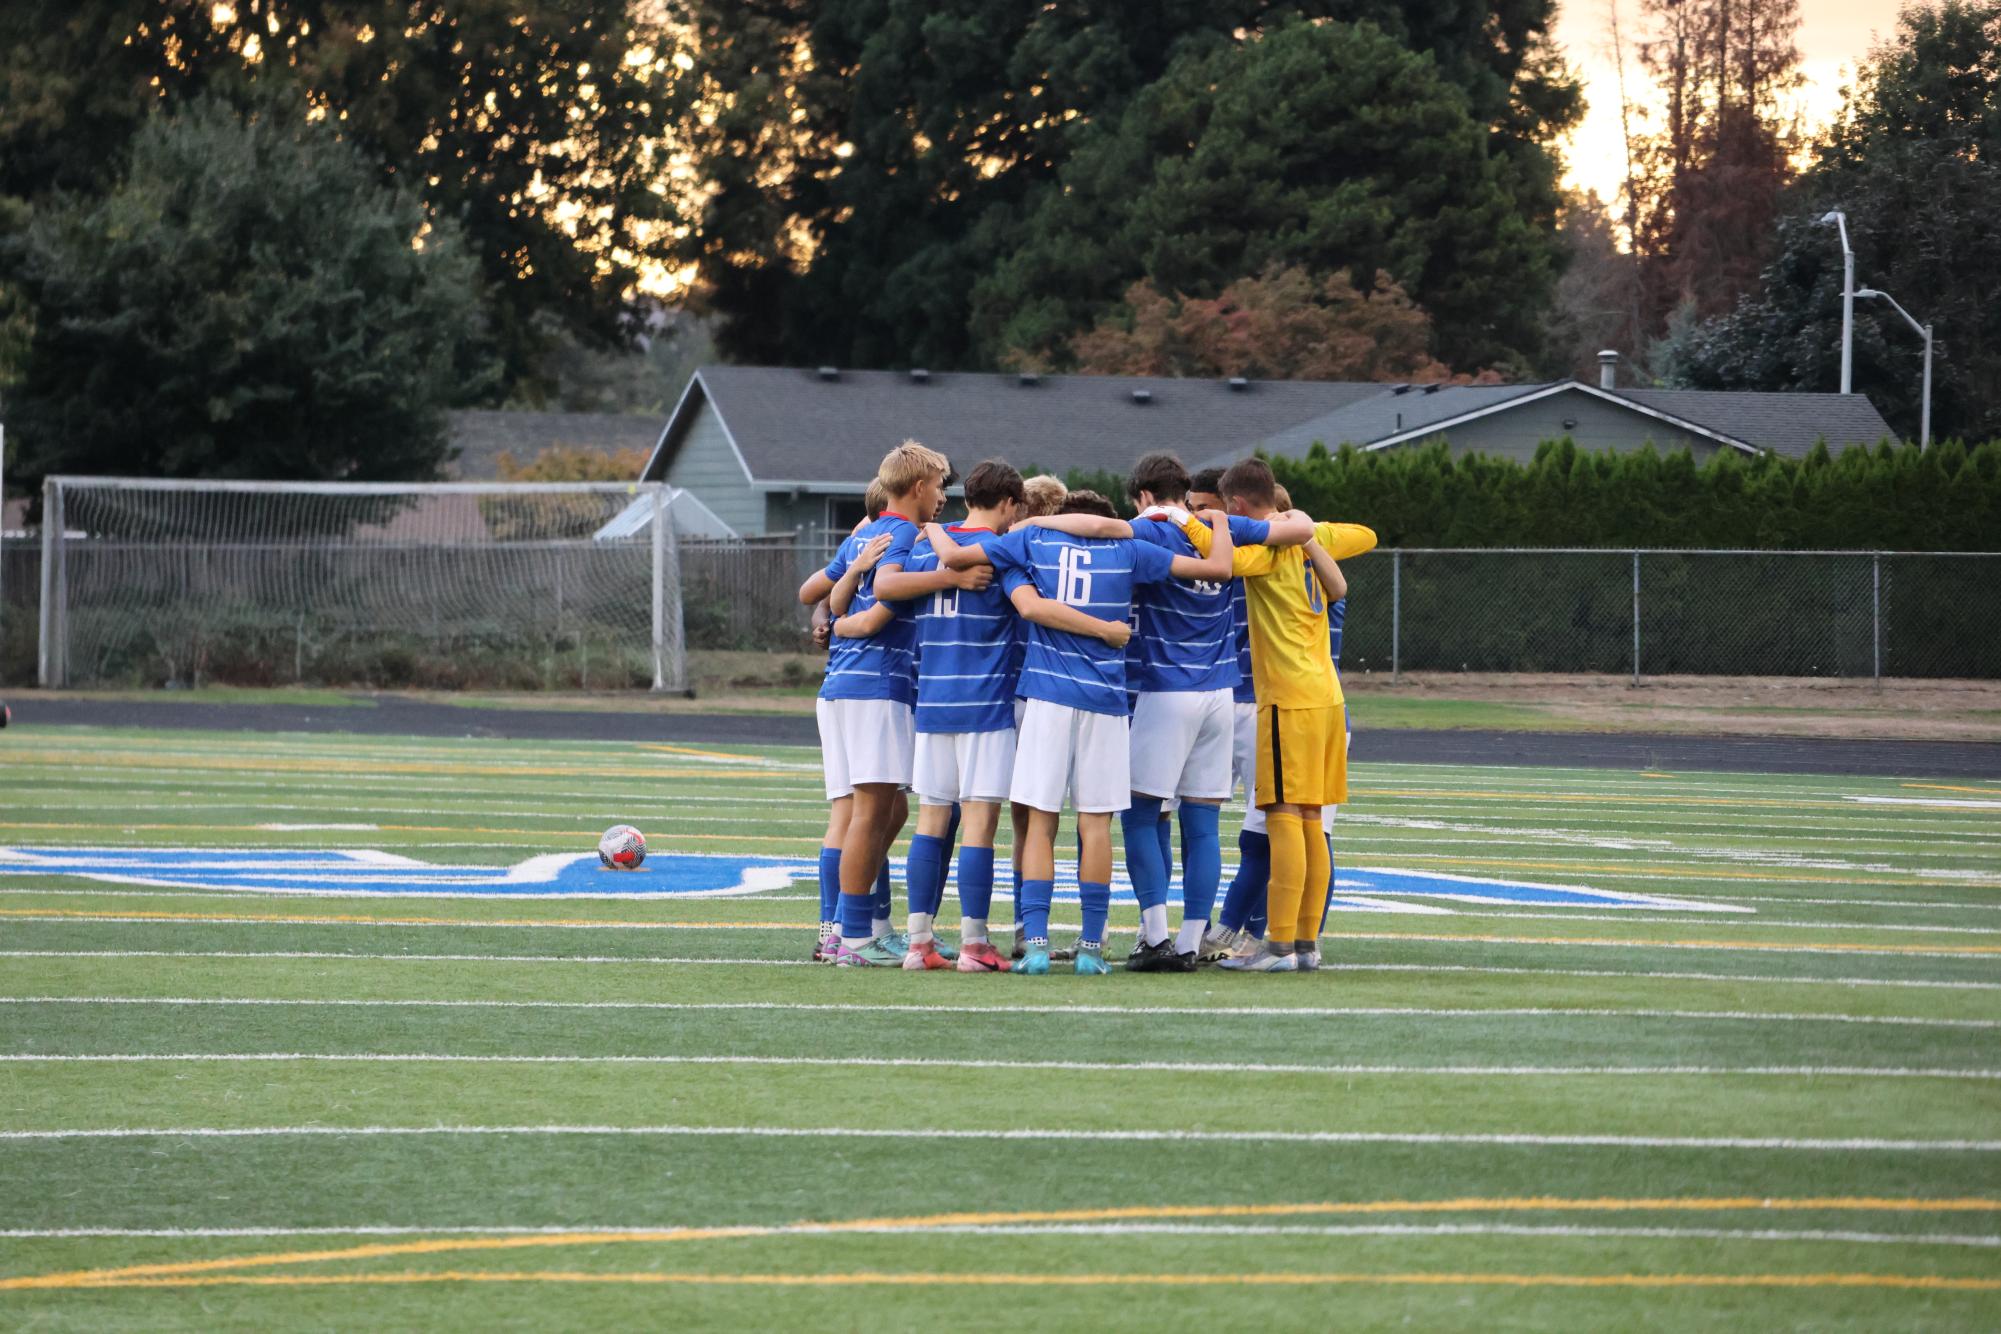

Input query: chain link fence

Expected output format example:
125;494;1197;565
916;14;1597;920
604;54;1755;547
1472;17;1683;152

4;535;1996;684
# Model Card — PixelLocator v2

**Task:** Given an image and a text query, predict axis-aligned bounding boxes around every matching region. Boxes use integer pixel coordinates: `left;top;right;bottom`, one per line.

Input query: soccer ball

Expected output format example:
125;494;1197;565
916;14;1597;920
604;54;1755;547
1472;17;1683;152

597;824;646;870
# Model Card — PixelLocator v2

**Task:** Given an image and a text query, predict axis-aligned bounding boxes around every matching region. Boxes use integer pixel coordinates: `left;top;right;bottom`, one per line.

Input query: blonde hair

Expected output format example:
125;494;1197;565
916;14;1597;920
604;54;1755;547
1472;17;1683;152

876;439;952;498
1272;483;1293;511
863;479;889;521
1020;474;1067;518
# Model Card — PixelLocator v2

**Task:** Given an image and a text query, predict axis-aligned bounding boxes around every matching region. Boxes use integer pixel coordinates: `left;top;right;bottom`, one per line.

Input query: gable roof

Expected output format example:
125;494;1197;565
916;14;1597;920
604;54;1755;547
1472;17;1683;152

642;366;1384;489
1612;388;1894;458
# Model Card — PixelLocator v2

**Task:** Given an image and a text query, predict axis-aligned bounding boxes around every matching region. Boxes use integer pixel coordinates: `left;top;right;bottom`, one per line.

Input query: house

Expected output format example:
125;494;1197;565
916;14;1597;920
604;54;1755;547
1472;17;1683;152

639;362;1898;537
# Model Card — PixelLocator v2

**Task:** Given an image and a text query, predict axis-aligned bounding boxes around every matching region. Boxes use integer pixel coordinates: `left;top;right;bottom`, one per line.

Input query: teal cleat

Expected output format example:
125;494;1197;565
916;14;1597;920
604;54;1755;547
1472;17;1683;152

1073;944;1110;976
854;935;906;967
930;938;959;962
1016;944;1052;976
878;931;911;956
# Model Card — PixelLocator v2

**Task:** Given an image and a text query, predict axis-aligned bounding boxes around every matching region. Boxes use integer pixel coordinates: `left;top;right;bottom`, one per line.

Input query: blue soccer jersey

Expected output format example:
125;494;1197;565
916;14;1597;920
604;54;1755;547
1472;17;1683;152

817;514;920;705
898;527;1021;734
989;527;1176;716
1127;514;1270;694
1228;580;1255;704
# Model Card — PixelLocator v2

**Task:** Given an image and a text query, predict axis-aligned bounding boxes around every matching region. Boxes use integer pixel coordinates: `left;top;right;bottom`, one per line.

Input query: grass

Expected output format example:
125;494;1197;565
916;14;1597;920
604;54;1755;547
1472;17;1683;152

1;725;1998;1329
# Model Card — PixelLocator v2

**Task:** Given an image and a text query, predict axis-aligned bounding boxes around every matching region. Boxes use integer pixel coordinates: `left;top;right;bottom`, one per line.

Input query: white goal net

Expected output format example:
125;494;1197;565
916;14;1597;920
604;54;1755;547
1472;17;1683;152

37;477;687;692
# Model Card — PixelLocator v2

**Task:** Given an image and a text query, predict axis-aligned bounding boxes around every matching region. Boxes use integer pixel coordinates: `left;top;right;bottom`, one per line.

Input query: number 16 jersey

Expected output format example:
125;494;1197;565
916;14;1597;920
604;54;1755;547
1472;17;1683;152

989;527;1177;718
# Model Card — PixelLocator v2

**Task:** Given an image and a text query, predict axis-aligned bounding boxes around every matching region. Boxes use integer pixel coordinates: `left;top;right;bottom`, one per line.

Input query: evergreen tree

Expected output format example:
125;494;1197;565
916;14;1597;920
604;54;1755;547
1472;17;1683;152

3;98;494;487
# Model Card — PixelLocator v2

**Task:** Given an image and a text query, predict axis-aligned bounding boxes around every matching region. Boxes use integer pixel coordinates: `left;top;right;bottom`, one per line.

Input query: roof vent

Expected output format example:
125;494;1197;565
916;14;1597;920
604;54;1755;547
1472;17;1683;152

909;368;930;383
1422;383;1442;394
816;366;840;381
1130;389;1153;405
1227;376;1249;391
1390;383;1413;395
1017;371;1041;386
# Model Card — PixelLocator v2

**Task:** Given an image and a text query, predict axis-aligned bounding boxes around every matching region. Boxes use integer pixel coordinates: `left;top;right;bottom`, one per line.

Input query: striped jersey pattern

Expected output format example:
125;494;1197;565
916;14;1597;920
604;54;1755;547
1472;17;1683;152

896;528;1021;734
989;527;1177;717
816;514;919;706
1127;513;1269;694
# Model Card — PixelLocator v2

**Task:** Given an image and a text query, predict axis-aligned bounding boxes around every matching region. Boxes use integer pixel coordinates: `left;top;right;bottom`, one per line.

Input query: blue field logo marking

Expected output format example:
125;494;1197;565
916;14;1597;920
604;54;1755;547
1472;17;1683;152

1;846;1748;913
0;847;819;899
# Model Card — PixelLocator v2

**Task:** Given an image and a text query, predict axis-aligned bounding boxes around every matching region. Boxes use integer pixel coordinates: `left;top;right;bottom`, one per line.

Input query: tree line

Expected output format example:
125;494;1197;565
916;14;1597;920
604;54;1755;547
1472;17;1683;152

0;1;1995;494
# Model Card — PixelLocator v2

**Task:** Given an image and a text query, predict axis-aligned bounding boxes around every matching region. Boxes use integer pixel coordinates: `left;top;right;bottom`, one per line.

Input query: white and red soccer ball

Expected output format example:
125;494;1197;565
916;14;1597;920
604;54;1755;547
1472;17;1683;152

597;824;646;870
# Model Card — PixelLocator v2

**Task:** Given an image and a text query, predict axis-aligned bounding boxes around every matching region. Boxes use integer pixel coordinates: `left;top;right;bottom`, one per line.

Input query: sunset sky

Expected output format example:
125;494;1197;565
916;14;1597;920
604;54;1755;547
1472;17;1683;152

1551;0;1903;204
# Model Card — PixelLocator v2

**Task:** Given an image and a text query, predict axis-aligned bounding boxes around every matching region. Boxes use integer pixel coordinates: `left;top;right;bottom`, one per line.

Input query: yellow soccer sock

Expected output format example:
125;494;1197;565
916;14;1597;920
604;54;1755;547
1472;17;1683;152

1264;811;1307;949
1297;823;1331;945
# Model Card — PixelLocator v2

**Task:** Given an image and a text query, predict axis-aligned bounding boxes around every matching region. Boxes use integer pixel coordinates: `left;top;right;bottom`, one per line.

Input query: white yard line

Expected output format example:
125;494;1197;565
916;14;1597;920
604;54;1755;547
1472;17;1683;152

1;1124;1993;1150
7;1054;1995;1080
4;997;1991;1028
4;950;1995;990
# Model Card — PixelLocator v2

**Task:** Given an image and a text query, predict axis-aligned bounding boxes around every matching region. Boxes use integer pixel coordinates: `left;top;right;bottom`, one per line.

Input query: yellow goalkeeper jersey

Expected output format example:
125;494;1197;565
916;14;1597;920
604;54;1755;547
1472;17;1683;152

1221;520;1378;709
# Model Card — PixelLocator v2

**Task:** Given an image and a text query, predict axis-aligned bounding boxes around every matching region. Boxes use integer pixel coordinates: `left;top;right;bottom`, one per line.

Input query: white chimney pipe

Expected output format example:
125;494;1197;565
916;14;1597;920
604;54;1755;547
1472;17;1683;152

1598;350;1619;390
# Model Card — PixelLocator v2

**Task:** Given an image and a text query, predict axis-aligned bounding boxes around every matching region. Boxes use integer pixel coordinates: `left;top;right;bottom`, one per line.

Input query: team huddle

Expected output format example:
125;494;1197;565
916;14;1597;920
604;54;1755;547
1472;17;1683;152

799;442;1376;975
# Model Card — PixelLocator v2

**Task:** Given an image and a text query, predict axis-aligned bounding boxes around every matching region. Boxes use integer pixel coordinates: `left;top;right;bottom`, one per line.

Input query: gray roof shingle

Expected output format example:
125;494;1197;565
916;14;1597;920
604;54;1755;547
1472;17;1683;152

448;409;664;480
1612;389;1894;458
661;367;1385;486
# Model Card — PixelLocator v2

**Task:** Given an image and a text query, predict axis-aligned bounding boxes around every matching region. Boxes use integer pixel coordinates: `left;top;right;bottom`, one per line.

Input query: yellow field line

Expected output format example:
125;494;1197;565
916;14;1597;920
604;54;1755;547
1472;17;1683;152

1375;854;2001;890
0;822;807;845
6;907;1999;952
636;743;780;763
5;1197;1992;1291
25;1269;2001;1293
1356;788;1864;810
1902;783;2001;795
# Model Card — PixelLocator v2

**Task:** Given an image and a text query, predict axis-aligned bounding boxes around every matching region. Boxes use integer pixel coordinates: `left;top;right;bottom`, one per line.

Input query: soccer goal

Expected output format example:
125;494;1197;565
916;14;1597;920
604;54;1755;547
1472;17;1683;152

36;477;688;692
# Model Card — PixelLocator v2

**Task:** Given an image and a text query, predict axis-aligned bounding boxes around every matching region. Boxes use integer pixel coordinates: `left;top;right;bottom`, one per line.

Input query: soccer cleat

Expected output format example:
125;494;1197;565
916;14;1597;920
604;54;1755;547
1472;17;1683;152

1048;940;1078;962
812;936;838;964
1016;942;1052;976
1126;937;1196;973
955;941;1012;973
853;935;907;967
878;930;912;956
1217;943;1298;972
1296;946;1322;973
1010;929;1026;961
901;940;952;971
930;938;960;962
1073;944;1110;976
1197;926;1241;963
834;943;886;968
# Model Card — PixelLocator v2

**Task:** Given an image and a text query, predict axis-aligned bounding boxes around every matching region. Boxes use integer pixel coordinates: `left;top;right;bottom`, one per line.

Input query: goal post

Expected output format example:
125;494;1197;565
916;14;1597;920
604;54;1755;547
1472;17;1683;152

36;476;687;693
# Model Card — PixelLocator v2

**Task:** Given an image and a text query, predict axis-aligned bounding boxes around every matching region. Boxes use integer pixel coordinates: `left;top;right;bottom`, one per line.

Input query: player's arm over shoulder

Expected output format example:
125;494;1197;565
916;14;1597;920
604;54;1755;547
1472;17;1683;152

1314;522;1378;560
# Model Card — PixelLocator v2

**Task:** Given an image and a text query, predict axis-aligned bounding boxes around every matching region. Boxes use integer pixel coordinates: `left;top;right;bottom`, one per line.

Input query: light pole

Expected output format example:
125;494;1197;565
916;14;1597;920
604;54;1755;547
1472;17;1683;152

1819;211;1855;394
1856;287;1933;451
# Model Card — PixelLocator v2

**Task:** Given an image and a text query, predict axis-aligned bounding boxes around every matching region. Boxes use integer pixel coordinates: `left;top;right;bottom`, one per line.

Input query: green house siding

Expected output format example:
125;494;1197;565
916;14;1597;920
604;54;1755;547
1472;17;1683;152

662;401;763;535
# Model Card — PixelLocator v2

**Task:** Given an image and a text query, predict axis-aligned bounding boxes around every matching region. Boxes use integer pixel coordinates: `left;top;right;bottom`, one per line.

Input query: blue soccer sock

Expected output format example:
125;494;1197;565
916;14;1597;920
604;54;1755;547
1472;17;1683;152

904;833;948;942
816;847;841;927
957;846;996;941
1021;878;1054;943
1219;828;1270;933
1174;803;1222;953
871;858;893;934
1079;881;1111;950
1155;814;1174;888
838;890;874;946
943;804;962;862
1120;798;1170;946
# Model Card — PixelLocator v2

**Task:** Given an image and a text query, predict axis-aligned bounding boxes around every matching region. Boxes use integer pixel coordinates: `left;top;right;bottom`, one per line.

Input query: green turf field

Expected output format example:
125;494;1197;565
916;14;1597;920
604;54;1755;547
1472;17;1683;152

1;726;1998;1329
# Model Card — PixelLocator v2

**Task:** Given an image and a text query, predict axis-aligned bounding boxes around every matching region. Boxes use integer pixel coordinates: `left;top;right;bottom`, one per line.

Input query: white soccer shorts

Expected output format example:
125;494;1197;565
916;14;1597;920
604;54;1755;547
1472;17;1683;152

1129;688;1236;801
1009;698;1131;813
914;727;1016;805
815;698;915;799
1233;701;1265;834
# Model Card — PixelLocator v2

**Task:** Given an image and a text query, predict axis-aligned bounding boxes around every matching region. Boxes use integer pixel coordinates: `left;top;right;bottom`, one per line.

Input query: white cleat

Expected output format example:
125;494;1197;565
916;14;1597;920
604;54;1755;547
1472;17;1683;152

1295;946;1321;973
1218;943;1297;972
1197;926;1240;963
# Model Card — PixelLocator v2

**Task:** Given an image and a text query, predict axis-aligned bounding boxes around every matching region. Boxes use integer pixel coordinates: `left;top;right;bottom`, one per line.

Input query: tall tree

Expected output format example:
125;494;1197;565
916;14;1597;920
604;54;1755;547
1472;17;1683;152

1619;0;1805;338
0;0;684;394
3;98;494;487
682;0;1579;371
1663;0;2001;442
976;21;1559;375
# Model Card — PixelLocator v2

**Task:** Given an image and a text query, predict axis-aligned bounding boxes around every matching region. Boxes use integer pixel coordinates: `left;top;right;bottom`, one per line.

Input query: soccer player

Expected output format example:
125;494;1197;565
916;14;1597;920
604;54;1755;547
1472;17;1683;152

1212;458;1375;973
930;491;1234;975
1121;452;1312;970
844;462;1133;971
1006;473;1069;957
798;441;988;967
